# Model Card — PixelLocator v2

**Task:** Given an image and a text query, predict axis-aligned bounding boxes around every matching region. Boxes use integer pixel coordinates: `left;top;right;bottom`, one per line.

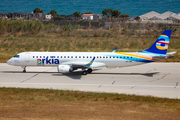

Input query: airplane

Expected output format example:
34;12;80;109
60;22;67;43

6;30;176;75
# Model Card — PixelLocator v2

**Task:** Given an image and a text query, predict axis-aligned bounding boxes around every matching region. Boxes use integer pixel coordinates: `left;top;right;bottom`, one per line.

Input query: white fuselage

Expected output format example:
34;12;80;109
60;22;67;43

7;52;148;68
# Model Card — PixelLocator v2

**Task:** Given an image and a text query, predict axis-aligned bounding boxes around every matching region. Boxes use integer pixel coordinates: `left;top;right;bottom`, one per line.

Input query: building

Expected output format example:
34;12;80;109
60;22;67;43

139;11;160;21
45;15;52;20
94;14;103;20
167;14;180;23
150;11;177;20
81;14;94;20
138;11;180;23
81;14;103;20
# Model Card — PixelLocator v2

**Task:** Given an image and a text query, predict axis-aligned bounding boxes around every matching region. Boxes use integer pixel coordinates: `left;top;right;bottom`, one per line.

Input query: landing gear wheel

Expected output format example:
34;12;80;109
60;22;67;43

87;68;92;73
82;70;87;75
22;66;26;73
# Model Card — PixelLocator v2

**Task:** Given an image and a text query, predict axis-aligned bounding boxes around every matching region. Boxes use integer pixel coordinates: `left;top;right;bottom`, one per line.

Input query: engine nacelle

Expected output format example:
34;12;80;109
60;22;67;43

57;65;73;73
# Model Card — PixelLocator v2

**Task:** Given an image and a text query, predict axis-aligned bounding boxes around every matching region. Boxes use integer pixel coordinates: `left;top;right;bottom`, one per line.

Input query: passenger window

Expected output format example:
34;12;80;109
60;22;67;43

124;57;125;58
100;57;101;58
110;57;111;58
61;56;62;58
75;56;77;58
68;56;69;58
87;56;88;58
90;56;92;58
64;56;66;58
40;56;41;58
106;56;108;58
71;56;73;58
57;56;59;58
33;56;34;58
79;56;81;58
127;57;129;58
36;56;38;58
43;56;45;58
103;56;105;58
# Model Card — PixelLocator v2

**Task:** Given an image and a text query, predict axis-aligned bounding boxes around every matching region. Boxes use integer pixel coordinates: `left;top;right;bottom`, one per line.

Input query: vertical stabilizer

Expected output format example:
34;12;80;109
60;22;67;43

141;30;172;55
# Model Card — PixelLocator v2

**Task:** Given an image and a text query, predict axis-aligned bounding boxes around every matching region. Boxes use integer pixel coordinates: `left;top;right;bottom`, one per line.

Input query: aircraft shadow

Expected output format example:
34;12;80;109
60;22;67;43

52;68;102;80
91;72;159;77
52;72;83;79
51;72;159;80
1;70;159;79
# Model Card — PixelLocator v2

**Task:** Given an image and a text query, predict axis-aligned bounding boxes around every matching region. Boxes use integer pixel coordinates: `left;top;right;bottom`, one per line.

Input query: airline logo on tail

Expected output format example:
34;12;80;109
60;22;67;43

156;35;169;50
141;30;172;55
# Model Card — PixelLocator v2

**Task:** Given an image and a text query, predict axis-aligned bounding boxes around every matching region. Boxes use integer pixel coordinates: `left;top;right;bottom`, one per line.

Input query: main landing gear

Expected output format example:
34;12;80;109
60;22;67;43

82;68;92;75
22;66;26;73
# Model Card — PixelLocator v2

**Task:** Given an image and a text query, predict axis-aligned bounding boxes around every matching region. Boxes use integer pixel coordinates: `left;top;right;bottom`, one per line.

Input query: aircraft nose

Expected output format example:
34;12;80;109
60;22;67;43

6;59;11;65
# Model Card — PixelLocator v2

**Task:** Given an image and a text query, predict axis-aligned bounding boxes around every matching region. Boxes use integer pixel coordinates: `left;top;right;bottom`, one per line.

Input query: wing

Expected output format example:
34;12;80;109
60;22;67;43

60;57;97;68
71;57;95;68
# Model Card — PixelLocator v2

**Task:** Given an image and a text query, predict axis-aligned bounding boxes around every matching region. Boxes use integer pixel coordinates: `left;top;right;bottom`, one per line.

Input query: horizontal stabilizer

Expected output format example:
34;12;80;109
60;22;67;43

152;51;176;59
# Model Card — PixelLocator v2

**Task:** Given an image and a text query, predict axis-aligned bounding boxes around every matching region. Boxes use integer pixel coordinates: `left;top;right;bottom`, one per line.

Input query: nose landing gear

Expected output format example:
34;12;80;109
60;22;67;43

22;66;26;73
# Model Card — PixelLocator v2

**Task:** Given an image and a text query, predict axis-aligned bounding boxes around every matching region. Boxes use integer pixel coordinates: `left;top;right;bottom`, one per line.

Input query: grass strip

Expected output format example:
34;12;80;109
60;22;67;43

0;87;180;120
0;33;180;62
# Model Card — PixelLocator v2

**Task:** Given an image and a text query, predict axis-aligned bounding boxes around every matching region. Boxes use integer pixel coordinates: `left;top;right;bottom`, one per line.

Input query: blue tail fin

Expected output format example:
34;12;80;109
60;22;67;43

141;30;172;55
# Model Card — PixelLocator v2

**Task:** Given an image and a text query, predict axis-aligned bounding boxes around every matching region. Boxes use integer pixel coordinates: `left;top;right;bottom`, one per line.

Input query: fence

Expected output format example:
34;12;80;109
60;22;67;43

43;21;180;30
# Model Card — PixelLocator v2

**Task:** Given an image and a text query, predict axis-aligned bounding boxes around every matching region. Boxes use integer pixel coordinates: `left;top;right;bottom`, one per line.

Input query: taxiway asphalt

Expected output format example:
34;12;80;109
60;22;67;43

0;63;180;99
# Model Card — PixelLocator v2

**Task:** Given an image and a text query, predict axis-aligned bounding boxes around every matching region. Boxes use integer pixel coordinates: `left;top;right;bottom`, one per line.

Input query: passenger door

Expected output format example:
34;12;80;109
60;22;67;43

25;53;30;62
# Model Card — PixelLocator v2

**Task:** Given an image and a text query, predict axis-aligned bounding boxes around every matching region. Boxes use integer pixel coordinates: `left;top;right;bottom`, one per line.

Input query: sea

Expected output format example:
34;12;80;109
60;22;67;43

0;0;180;17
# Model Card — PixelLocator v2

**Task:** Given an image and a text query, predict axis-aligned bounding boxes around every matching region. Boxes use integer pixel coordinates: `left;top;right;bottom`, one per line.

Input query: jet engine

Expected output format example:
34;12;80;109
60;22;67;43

57;65;73;73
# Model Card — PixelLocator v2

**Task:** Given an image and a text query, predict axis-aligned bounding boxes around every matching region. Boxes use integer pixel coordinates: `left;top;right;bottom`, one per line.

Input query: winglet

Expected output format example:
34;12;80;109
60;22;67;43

112;47;117;52
86;57;95;66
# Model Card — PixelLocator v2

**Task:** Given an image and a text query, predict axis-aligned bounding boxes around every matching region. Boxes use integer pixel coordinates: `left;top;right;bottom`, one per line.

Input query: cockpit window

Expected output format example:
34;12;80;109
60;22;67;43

13;55;19;58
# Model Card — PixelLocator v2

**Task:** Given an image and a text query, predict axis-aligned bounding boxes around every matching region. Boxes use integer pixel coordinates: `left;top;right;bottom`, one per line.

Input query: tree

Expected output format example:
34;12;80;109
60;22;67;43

120;14;129;17
33;7;44;14
85;11;93;14
102;9;107;16
112;9;121;18
50;10;57;16
102;8;113;18
102;9;122;18
72;11;80;17
134;16;140;21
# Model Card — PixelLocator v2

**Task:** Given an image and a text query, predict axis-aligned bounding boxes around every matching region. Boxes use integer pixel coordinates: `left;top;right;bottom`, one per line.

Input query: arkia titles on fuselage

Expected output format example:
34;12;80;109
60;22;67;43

7;30;176;75
37;57;59;65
